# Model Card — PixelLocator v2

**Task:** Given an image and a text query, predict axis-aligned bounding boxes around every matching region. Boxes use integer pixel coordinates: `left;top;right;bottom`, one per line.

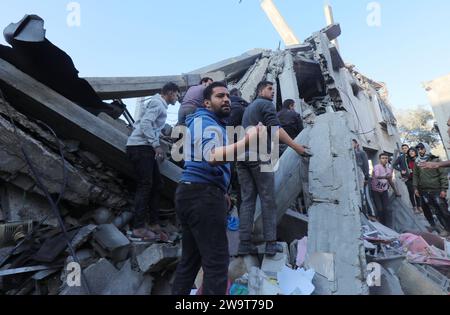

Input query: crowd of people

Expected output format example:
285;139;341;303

124;78;450;295
124;79;309;295
354;135;450;238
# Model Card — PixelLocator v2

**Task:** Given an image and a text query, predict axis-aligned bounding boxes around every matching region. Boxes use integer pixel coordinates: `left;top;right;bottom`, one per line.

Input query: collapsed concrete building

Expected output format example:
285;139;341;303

0;15;449;295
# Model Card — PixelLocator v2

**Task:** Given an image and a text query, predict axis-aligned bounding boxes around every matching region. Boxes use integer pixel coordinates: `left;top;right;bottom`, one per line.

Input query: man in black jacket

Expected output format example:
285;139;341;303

393;144;410;180
226;88;249;128
277;99;303;140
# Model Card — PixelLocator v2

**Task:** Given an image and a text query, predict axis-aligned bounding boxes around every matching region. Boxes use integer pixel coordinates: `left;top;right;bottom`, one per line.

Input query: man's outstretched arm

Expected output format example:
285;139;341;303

420;160;450;169
208;125;264;166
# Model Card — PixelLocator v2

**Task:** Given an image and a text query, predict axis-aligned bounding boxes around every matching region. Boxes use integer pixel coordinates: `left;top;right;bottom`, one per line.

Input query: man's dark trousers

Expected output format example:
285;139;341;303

172;183;229;295
126;145;162;229
237;161;277;243
372;190;391;227
420;192;450;231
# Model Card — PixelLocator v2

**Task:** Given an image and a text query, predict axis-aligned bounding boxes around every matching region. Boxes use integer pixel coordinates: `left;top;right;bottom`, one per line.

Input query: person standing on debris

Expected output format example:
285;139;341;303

413;143;450;236
353;139;370;184
371;153;401;226
420;117;450;170
172;82;264;295
177;77;214;126
393;144;410;181
237;81;310;257
126;82;180;241
352;139;374;218
406;148;422;214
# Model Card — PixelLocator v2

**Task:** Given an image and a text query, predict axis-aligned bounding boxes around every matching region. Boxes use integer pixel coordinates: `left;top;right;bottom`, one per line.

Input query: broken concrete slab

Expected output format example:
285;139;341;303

137;243;181;273
0;101;129;209
72;249;96;268
102;260;145;295
388;196;427;233
397;261;447;295
0;58;183;186
261;243;289;280
279;52;302;113
306;112;368;295
189;49;265;81
369;266;404;295
92;207;113;225
235;55;271;103
65;225;97;254
85;74;201;100
305;253;335;283
92;224;130;262
60;258;119;295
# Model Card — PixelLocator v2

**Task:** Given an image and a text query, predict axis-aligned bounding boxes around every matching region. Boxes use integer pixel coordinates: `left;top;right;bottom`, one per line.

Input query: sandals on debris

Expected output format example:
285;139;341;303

127;229;170;243
127;229;159;242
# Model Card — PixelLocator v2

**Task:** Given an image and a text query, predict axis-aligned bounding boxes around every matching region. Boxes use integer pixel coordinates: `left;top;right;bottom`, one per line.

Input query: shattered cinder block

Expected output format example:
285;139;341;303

66;224;97;254
102;260;146;295
60;258;119;295
397;261;447;296
261;243;289;279
92;224;130;262
137;243;181;273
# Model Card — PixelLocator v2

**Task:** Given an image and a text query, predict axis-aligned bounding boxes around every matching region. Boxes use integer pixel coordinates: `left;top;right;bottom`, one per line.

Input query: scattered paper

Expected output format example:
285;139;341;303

278;266;315;295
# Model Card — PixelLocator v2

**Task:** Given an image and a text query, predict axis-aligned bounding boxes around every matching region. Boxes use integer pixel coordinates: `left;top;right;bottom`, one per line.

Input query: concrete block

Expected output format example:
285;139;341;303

102;260;145;295
305;253;335;282
60;258;119;295
137;243;181;273
92;207;113;225
397;262;447;295
73;248;96;268
66;224;97;254
92;224;130;262
370;267;404;295
261;243;289;279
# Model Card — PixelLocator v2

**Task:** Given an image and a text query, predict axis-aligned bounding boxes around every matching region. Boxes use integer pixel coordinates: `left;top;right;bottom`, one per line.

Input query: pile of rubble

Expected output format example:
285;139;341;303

0;90;182;295
0;14;449;296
